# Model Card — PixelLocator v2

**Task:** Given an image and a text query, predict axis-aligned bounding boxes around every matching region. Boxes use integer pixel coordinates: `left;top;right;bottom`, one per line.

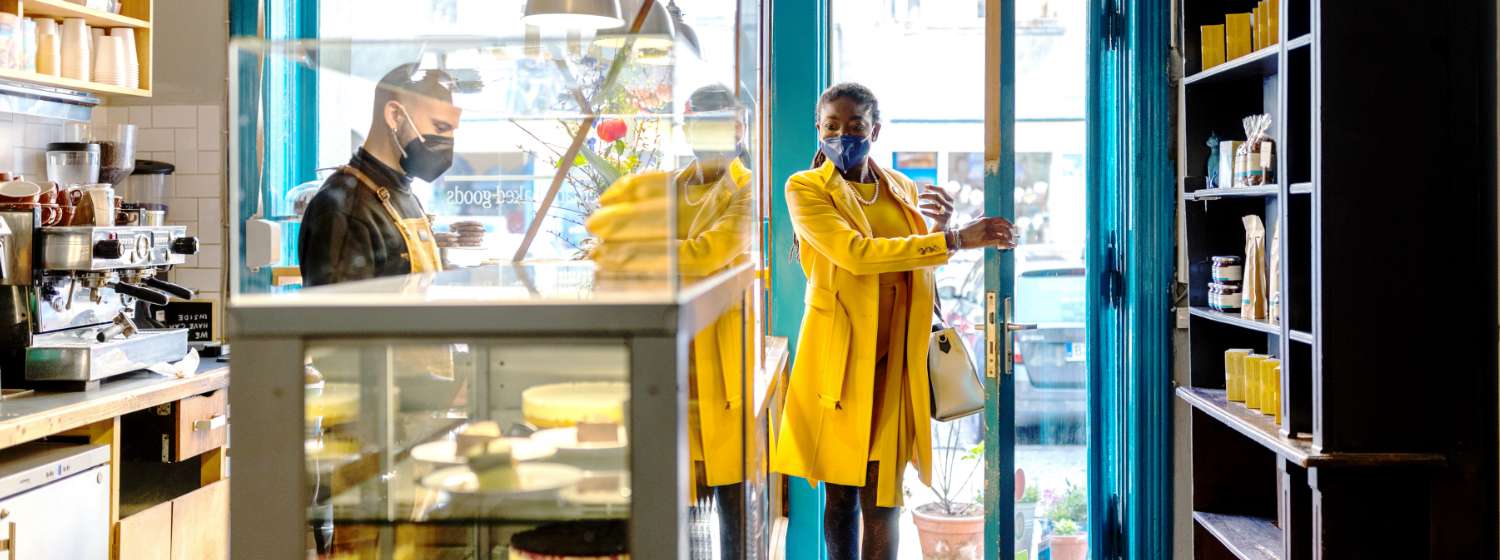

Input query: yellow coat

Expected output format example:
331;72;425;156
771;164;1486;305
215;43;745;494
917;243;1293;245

772;160;949;507
587;160;755;490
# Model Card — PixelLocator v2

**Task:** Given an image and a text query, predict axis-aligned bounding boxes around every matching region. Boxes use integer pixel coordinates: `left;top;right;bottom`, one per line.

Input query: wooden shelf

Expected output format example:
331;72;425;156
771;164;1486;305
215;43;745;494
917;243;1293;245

1193;511;1282;560
1290;329;1313;344
22;0;149;28
1185;185;1280;200
1177;387;1447;468
1186;44;1279;86
0;67;149;97
1189;307;1280;335
1289;182;1312;194
1287;34;1312;51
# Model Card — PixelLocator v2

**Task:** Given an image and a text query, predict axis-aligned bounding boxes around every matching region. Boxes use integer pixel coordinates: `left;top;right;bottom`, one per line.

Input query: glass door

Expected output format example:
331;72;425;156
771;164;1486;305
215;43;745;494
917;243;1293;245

826;0;1090;558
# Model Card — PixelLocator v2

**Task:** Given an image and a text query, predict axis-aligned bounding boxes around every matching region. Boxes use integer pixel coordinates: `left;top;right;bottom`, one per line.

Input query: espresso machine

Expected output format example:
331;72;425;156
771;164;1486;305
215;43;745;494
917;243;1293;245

0;209;199;390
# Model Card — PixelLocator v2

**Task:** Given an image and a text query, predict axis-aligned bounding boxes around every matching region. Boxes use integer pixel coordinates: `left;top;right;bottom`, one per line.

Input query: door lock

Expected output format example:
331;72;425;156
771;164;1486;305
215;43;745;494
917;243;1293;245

1002;296;1038;376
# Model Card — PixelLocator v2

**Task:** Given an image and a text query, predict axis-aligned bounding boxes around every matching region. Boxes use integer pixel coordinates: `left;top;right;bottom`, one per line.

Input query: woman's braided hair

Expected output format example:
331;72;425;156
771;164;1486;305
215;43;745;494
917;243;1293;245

793;82;882;262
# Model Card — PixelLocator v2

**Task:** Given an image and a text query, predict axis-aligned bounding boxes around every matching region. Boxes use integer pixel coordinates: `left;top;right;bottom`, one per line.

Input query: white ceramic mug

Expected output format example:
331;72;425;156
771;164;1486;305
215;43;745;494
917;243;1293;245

81;184;112;226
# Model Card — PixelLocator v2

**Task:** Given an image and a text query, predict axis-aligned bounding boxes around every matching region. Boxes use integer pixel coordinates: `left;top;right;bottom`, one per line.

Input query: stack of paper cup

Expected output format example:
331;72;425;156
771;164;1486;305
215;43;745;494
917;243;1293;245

33;18;59;76
89;27;102;60
109;28;137;89
36;33;59;76
20;18;36;72
92;35;125;86
59;18;88;81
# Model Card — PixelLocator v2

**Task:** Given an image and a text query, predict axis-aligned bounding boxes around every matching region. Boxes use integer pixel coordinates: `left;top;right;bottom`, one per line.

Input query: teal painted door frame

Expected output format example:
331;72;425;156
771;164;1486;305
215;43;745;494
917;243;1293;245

230;0;317;294
766;0;826;557
1088;0;1173;558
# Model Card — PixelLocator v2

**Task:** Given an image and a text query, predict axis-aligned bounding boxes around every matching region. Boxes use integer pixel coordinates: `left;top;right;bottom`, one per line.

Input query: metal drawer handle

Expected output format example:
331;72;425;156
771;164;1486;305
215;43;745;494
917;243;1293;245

194;414;227;432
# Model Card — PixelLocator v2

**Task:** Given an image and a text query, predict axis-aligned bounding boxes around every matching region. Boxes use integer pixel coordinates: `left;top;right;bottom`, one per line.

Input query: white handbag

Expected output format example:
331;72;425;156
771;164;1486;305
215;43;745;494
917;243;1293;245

928;298;985;421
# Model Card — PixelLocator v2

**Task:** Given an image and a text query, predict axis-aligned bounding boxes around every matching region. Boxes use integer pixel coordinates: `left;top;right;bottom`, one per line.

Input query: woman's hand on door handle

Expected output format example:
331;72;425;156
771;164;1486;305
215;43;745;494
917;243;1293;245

952;216;1019;251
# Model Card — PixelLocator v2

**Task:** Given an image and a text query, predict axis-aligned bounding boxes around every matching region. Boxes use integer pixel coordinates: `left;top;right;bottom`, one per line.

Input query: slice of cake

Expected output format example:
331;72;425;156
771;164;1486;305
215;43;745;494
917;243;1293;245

455;420;502;457
467;439;521;491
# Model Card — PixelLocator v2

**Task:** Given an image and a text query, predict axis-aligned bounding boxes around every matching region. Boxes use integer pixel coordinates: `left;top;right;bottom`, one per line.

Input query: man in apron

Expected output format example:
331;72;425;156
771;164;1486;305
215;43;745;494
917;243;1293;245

299;63;461;286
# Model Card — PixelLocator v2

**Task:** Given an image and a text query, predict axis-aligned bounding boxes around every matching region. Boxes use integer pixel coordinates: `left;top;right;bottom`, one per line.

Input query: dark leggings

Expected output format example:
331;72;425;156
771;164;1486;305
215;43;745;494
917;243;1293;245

824;462;900;560
713;482;745;560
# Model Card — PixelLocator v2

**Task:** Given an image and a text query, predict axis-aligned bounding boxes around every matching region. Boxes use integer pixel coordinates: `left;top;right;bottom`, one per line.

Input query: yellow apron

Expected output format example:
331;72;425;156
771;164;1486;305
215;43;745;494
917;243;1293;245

341;165;443;274
341;166;453;381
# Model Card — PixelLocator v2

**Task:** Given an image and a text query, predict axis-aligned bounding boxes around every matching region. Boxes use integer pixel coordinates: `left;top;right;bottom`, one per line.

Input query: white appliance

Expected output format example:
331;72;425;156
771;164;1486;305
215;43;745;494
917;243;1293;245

0;443;110;559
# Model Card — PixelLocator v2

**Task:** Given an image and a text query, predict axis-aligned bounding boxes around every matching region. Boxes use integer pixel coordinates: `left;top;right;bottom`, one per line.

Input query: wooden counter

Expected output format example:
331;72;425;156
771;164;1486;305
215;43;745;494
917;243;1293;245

0;363;229;451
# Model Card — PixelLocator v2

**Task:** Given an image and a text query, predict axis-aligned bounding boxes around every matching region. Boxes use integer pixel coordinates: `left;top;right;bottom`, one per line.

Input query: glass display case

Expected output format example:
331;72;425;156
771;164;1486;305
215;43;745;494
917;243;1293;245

229;261;767;558
227;2;770;556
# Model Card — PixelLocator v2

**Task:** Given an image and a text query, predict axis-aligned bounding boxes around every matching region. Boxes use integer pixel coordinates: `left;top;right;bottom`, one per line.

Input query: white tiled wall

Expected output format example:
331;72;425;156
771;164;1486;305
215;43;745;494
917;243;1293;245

90;104;227;309
0;104;227;321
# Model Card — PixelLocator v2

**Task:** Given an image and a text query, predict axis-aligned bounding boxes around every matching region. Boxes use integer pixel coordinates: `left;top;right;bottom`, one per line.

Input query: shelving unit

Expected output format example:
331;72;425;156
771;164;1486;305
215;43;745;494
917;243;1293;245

1179;0;1495;557
0;0;153;98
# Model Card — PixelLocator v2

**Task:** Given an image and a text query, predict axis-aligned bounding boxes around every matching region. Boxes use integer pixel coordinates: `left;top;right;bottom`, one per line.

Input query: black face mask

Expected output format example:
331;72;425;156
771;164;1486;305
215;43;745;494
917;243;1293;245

392;104;454;182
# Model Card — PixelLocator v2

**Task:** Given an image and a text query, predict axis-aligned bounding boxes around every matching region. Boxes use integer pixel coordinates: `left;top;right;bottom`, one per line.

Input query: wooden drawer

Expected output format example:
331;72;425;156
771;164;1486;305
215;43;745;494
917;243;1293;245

123;391;228;463
115;480;227;560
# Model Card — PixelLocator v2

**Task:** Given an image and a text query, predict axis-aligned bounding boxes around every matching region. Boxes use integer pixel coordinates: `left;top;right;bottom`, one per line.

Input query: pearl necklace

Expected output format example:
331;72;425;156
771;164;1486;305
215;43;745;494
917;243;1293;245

847;177;880;206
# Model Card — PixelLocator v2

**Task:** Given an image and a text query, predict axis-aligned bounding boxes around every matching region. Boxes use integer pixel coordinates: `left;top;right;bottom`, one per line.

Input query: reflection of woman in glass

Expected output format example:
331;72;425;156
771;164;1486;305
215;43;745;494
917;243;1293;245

773;83;1017;559
585;84;754;558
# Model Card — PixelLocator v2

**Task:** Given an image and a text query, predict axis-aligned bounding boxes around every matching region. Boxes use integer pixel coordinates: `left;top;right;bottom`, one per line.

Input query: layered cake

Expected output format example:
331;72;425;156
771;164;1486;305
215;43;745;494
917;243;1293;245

509;520;628;559
521;382;628;428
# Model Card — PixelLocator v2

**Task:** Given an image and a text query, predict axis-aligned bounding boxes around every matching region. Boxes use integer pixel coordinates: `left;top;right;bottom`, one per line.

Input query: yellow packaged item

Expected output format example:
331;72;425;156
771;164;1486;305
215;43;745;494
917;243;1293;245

1226;13;1253;59
1271;364;1283;425
1259;358;1281;414
1253;4;1263;50
1243;355;1267;409
1200;25;1226;70
1270;0;1280;45
1225;349;1252;401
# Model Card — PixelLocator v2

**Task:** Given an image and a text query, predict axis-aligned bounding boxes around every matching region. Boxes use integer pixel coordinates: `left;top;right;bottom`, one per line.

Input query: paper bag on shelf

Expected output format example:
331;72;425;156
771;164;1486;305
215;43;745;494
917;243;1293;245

1241;215;1268;320
1236;114;1273;186
1225;13;1253;59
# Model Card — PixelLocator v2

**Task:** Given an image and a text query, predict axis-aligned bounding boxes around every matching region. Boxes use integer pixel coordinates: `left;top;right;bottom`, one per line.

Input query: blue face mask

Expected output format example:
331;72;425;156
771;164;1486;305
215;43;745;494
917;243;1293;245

819;135;871;172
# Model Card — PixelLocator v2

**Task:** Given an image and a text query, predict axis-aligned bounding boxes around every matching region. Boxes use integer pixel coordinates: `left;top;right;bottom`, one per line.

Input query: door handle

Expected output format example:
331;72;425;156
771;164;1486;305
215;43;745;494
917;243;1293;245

1002;297;1034;376
194;414;227;432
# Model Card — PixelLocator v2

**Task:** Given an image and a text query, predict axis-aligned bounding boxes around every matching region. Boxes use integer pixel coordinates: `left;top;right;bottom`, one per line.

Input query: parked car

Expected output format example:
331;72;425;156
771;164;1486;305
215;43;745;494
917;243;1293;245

1013;264;1086;440
933;254;1086;441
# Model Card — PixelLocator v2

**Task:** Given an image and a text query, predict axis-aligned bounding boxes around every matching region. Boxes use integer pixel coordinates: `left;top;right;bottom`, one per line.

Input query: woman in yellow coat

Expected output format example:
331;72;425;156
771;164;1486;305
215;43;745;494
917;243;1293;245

772;83;1017;559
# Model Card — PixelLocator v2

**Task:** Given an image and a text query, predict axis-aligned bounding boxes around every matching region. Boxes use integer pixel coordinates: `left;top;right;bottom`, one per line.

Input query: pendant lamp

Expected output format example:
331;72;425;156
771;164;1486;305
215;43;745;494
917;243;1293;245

523;0;626;30
593;0;674;50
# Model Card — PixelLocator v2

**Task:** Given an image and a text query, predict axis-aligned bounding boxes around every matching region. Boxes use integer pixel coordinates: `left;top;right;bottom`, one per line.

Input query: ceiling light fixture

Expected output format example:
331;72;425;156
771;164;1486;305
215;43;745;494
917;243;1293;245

523;0;626;31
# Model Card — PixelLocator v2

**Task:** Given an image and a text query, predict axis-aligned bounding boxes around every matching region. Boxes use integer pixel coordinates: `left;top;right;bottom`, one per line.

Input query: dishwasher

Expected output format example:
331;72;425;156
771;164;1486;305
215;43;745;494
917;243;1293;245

0;442;111;559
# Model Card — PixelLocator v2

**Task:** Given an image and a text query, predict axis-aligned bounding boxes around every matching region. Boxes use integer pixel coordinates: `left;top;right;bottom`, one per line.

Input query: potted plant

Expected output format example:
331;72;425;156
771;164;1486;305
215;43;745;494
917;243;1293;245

911;429;984;559
1016;481;1039;557
1041;482;1088;560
